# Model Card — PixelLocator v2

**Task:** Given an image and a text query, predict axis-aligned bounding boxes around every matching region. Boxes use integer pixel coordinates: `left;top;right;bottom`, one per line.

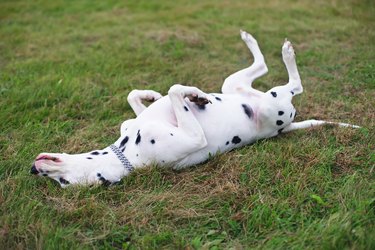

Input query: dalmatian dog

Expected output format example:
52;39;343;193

30;30;359;187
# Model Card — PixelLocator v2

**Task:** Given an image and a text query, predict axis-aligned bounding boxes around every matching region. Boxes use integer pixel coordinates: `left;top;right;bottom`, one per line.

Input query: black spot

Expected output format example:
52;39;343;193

215;96;222;101
294;111;297;119
271;91;277;97
42;173;48;177
226;141;229;145
170;133;174;136
136;154;139;157
290;112;293;118
59;177;70;185
87;157;93;160
184;106;189;111
291;91;294;95
276;120;284;126
102;152;108;155
150;139;155;144
121;147;125;152
97;173;101;177
120;136;129;148
242;104;253;119
91;151;100;155
278;111;284;116
278;128;284;134
232;136;241;144
135;130;141;145
99;176;111;187
196;104;206;110
162;160;165;163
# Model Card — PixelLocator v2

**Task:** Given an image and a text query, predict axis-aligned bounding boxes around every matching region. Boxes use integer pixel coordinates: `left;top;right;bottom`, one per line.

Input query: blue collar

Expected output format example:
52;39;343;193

109;144;134;172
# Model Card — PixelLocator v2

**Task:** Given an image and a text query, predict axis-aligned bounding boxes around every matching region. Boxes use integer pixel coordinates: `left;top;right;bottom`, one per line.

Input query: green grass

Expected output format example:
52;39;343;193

1;0;374;249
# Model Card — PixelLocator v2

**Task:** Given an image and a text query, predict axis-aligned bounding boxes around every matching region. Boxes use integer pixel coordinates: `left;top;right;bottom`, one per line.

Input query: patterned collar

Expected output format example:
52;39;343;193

109;144;134;172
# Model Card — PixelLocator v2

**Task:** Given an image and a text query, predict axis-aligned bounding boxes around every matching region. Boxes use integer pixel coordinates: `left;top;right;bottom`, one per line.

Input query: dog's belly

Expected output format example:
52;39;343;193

178;95;261;168
134;93;262;168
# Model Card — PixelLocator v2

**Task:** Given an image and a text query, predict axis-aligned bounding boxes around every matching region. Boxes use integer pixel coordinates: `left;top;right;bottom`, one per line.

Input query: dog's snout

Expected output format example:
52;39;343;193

30;164;39;175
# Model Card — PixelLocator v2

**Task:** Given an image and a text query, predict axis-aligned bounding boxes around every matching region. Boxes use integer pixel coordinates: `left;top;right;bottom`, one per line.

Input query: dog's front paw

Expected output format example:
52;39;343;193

143;90;163;102
168;84;212;106
184;87;212;105
187;94;212;106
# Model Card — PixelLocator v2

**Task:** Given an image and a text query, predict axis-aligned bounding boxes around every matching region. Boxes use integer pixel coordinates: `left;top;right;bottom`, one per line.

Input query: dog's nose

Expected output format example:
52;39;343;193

30;164;39;175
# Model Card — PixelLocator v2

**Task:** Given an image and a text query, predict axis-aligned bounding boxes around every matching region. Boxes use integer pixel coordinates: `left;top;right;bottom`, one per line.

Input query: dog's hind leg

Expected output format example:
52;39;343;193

221;30;268;96
127;89;163;116
281;120;360;133
282;39;303;95
265;39;302;100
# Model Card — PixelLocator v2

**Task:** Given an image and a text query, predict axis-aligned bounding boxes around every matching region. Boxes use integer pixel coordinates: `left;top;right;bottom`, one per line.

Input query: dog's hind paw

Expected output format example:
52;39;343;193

282;39;295;62
240;30;257;45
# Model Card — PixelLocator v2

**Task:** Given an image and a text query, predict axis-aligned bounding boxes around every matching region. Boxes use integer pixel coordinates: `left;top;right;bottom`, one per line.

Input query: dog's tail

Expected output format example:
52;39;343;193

281;119;361;133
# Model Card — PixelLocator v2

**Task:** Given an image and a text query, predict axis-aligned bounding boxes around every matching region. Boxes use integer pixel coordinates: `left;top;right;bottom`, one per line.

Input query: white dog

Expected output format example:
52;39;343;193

31;30;359;187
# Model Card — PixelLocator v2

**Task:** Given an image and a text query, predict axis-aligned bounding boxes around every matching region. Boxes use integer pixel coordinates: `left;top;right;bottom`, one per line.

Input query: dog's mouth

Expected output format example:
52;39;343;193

35;155;62;163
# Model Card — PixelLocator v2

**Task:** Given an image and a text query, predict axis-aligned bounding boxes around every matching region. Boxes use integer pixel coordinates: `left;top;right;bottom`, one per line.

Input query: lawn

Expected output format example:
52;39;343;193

0;0;374;249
